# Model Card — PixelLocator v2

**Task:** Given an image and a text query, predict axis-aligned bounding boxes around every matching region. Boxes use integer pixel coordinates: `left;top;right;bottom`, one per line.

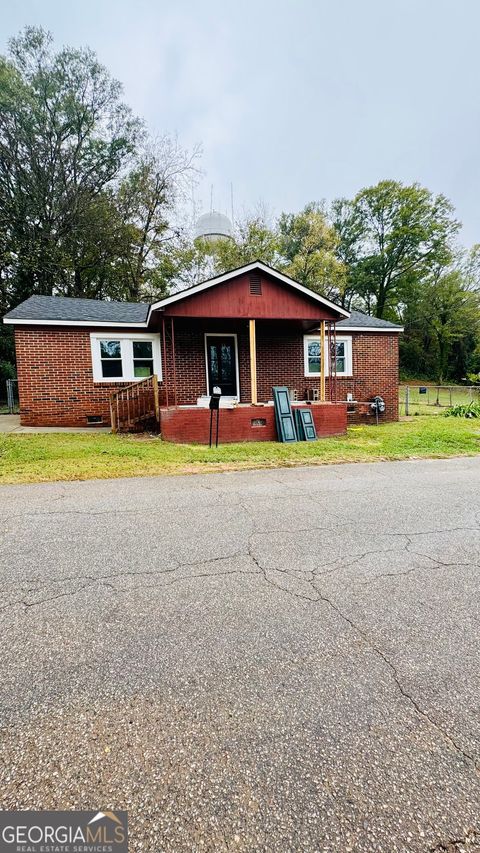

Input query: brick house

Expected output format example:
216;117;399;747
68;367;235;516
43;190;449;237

3;262;402;442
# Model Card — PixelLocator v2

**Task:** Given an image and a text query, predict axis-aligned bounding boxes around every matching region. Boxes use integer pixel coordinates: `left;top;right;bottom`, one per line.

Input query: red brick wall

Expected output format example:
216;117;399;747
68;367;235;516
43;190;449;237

163;320;252;405
14;326;168;427
160;402;347;444
254;323;399;422
14;321;399;427
167;320;399;422
341;331;399;422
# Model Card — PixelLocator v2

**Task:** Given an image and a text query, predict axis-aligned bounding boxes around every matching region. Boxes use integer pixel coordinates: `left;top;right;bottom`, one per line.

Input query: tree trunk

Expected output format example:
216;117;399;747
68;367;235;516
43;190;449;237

375;286;387;318
74;267;82;297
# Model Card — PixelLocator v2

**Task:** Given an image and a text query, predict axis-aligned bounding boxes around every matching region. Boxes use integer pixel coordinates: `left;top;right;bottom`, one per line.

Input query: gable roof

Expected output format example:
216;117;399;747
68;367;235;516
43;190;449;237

149;261;350;319
3;273;403;333
3;295;150;327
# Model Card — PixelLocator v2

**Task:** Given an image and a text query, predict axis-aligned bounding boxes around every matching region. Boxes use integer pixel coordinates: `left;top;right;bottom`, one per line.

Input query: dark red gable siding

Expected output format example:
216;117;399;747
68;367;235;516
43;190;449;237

163;272;340;320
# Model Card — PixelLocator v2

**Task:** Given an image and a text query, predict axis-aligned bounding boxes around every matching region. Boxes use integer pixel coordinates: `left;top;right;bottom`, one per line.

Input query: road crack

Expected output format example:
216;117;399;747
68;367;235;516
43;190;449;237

247;541;479;772
430;829;480;851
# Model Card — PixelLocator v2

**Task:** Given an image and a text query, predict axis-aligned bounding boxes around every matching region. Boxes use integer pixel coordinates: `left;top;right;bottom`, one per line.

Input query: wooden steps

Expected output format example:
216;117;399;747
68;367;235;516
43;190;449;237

110;374;160;433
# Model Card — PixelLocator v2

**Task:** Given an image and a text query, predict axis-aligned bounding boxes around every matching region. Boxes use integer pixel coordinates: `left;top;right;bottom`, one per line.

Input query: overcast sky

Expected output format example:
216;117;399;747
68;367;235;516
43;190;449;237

2;0;480;246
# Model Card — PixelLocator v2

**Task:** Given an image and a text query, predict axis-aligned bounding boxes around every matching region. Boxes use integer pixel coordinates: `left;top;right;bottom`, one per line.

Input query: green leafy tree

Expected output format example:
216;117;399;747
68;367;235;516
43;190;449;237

347;180;460;318
183;204;345;299
459;243;480;293
210;213;280;272
329;198;364;308
0;26;141;302
401;266;480;381
278;203;346;299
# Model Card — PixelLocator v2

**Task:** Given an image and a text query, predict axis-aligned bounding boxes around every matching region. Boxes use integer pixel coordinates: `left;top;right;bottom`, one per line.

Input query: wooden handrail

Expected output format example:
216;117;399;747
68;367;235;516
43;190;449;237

110;374;160;433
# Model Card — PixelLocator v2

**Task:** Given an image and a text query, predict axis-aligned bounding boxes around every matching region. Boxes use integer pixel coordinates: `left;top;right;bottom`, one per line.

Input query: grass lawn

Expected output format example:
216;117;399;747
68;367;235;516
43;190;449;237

0;416;479;485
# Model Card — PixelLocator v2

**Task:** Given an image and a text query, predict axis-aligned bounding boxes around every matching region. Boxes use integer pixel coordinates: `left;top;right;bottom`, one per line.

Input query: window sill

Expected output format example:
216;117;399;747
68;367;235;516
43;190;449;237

304;374;353;379
93;377;162;384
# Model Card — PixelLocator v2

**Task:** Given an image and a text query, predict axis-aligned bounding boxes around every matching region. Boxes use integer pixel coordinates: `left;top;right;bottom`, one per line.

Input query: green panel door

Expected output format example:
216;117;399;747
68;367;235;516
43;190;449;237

295;408;317;441
273;387;298;443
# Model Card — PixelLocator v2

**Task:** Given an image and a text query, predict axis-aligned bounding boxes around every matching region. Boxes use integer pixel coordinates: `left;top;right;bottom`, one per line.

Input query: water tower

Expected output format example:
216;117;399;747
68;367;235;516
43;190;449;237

194;211;233;244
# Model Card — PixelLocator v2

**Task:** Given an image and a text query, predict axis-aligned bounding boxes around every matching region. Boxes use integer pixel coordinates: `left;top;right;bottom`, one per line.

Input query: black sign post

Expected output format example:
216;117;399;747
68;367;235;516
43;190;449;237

209;386;222;447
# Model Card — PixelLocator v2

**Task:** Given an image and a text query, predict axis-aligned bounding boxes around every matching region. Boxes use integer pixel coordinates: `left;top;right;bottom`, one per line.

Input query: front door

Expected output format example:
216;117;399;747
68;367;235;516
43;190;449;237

206;335;238;397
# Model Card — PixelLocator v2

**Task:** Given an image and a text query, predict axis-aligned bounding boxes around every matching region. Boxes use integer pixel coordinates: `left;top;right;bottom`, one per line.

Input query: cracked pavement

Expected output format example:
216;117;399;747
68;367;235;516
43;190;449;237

1;457;480;852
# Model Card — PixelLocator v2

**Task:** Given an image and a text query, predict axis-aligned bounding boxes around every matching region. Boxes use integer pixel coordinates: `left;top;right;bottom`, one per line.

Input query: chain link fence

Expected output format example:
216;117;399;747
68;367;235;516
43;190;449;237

400;385;480;416
1;379;19;414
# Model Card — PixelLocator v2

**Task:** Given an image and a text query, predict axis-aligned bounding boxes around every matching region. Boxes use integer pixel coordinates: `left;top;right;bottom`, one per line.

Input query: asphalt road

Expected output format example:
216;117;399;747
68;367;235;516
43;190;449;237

1;458;480;852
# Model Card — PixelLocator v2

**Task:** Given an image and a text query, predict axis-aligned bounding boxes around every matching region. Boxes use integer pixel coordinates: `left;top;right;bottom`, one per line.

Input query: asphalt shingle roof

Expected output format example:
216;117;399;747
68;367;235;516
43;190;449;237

4;294;149;324
337;310;402;330
4;295;402;331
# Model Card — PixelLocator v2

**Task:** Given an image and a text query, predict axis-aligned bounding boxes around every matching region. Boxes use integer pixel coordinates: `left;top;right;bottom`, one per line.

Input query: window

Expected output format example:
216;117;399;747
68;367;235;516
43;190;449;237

335;341;346;374
304;335;352;377
90;334;161;382
305;339;321;375
100;340;123;378
133;340;154;377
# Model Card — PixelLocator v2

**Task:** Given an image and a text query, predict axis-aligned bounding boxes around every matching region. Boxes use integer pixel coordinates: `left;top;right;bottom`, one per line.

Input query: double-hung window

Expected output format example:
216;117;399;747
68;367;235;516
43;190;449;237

99;340;123;378
133;340;155;377
334;340;347;374
304;335;352;377
90;334;162;382
305;338;321;375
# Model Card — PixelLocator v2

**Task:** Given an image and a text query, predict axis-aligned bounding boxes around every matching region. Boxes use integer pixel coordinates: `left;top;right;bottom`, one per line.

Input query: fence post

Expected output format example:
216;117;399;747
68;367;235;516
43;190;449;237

405;385;409;416
7;379;14;413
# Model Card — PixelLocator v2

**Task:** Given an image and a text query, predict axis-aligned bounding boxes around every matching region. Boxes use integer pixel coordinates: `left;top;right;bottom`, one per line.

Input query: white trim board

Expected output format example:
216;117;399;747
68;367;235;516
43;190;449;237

150;261;350;319
334;326;404;333
204;333;240;399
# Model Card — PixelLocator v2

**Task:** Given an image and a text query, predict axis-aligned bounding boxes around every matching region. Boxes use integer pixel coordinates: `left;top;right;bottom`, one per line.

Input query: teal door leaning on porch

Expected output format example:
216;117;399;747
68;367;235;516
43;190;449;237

206;336;237;397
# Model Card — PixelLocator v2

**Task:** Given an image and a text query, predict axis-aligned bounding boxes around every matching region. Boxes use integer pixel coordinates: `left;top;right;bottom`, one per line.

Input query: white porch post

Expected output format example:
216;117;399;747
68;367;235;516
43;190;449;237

249;319;257;404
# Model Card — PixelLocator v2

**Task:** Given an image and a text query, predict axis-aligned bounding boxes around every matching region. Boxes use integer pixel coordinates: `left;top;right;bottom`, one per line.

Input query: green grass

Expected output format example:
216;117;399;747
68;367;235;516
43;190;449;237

0;417;479;485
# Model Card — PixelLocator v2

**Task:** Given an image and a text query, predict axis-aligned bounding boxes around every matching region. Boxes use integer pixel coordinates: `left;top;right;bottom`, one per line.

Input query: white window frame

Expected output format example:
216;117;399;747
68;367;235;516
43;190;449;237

304;335;353;378
90;333;162;383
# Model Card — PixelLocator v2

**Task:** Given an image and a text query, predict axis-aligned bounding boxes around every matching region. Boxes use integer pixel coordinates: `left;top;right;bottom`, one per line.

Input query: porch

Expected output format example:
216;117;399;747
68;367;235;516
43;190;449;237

110;263;350;441
109;317;347;441
154;314;346;442
158;317;341;408
159;401;347;444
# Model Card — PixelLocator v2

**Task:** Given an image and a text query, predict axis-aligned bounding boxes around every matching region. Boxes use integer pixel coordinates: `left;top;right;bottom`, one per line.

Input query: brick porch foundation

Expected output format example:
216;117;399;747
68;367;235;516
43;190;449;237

159;402;347;444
